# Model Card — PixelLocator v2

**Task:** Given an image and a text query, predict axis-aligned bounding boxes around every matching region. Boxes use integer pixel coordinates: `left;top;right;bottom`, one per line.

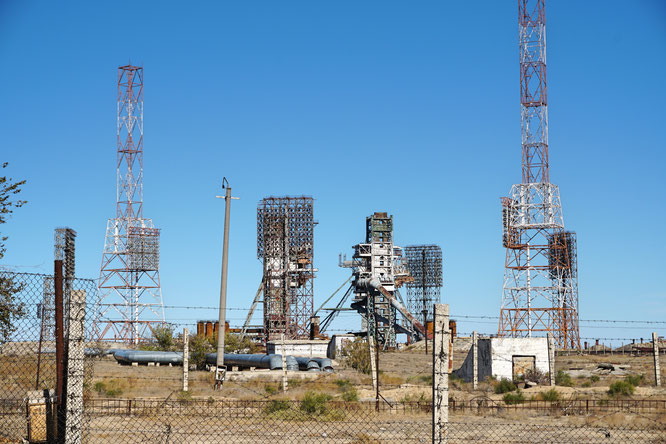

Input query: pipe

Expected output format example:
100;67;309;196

311;357;334;372
356;278;430;340
205;353;284;371
285;355;299;371
113;350;183;365
292;357;321;372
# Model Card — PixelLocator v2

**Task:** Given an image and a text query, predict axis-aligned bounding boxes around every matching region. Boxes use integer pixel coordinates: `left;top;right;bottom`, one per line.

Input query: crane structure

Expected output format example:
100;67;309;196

498;0;580;349
257;196;316;342
93;65;166;344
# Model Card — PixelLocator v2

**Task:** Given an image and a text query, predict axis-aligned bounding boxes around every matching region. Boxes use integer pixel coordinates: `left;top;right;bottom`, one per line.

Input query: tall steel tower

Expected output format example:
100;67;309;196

404;245;443;330
94;65;165;344
498;0;580;349
257;196;316;342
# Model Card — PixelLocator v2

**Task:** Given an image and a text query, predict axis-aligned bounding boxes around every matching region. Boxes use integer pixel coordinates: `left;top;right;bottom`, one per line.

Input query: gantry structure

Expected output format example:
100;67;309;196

257;196;316;342
342;212;411;349
404;245;443;331
498;0;580;349
94;65;165;344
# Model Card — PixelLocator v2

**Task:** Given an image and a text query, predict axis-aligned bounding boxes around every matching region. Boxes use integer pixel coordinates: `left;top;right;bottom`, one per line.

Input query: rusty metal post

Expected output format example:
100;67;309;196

54;260;65;443
653;332;661;387
432;303;450;444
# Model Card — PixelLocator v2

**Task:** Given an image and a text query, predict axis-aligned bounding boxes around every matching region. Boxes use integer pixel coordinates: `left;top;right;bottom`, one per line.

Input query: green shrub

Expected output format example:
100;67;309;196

93;382;106;394
590;375;600;383
300;391;332;415
581;381;592;388
494;378;517;394
624;374;644;387
341;387;359;402
340;339;372;374
264;400;291;414
555;371;573;387
335;379;352;389
152;325;175;351
538;389;560;402
189;334;214;369
503;390;525;405
264;384;277;395
608;381;635;397
105;388;123;397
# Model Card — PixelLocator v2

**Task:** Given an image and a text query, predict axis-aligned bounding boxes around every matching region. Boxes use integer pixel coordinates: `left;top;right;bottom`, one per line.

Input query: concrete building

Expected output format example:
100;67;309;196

455;337;550;382
266;339;329;358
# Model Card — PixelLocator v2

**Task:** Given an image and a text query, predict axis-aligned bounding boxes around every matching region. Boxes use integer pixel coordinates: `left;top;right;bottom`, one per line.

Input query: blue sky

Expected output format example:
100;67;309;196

1;1;665;345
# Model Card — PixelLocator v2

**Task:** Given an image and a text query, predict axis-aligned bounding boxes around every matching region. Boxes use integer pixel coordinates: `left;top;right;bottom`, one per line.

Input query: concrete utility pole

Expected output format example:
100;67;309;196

472;331;478;390
432;303;450;444
214;178;238;389
547;333;555;386
182;328;189;392
653;332;661;387
281;334;288;392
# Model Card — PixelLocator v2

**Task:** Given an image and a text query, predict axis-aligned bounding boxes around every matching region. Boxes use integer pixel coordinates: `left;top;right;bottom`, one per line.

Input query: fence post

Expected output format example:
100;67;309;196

653;332;661;387
368;335;377;392
182;328;189;392
547;333;555;386
472;331;478;390
65;289;86;444
432;303;450;444
281;334;288;392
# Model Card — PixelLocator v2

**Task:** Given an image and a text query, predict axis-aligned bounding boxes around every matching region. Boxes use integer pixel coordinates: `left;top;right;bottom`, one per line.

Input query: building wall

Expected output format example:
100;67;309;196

489;337;549;380
267;340;329;358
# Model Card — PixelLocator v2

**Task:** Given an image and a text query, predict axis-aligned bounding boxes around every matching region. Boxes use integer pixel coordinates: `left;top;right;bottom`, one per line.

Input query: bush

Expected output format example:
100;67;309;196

93;382;106;394
524;368;550;385
300;391;332;415
538;389;560;402
608;381;635;397
494;378;517;394
152;325;175;350
503;390;525;405
189;334;215;369
340;339;372;374
590;375;600;383
624;374;644;387
264;400;291;414
341;387;359;402
555;371;573;387
581;381;592;388
264;384;277;395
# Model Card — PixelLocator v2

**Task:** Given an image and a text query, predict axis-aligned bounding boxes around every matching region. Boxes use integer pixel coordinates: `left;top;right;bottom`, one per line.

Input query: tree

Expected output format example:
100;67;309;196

0;162;27;343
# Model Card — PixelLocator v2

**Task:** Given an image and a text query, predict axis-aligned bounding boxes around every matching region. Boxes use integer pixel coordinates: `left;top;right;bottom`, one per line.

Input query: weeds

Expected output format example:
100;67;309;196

494;378;517;394
503;390;525;405
555;371;573;387
340;339;371;374
624;374;644;387
538;388;560;402
590;375;600;383
608;380;635;397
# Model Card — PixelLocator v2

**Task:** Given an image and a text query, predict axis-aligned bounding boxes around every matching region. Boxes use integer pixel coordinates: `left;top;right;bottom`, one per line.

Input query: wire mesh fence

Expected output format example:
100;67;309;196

0;270;98;443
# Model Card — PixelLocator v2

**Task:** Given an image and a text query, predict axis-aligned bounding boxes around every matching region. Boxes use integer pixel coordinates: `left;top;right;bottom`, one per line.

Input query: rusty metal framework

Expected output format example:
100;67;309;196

405;245;443;327
93;65;165;344
498;0;580;349
257;196;316;342
342;212;410;348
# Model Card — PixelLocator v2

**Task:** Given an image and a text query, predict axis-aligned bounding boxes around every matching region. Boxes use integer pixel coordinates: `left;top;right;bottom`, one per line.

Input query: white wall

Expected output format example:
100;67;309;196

490;337;549;380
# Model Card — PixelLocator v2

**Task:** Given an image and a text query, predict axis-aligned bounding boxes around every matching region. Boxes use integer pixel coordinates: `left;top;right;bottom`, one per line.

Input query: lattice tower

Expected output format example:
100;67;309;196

498;0;580;349
257;196;315;342
94;65;165;344
404;245;442;329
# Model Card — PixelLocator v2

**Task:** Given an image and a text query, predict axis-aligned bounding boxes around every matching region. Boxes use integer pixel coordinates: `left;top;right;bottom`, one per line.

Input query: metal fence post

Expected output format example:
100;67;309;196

368;335;377;393
653;332;661;387
65;289;86;444
183;328;189;392
432;303;449;444
547;333;555;386
472;331;478;390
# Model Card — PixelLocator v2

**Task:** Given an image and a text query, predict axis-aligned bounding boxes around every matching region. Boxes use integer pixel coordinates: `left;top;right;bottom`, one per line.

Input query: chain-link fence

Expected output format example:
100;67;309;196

0;271;98;443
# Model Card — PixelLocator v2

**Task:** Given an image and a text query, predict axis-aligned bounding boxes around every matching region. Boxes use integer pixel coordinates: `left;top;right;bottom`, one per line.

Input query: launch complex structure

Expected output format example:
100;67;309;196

498;0;580;349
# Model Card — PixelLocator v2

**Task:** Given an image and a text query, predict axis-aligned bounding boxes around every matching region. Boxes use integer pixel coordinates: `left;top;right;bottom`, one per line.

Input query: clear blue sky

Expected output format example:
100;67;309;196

1;1;665;344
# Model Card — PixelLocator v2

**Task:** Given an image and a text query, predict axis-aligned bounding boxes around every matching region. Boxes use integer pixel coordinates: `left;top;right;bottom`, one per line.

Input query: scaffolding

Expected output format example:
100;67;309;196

498;0;580;349
257;196;316;342
404;245;443;329
93;65;165;344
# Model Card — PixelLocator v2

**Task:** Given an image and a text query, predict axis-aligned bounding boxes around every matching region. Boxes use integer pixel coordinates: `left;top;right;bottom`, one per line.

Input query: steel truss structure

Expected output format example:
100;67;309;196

404;245;443;329
257;196;316;342
498;0;580;349
343;212;410;348
94;65;165;344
